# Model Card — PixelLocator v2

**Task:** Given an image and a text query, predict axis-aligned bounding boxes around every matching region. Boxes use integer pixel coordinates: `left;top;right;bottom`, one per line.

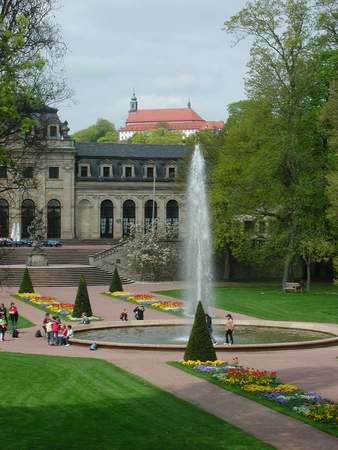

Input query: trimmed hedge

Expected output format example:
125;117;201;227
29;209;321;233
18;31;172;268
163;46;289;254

18;267;34;293
184;301;217;361
72;275;93;318
109;267;123;292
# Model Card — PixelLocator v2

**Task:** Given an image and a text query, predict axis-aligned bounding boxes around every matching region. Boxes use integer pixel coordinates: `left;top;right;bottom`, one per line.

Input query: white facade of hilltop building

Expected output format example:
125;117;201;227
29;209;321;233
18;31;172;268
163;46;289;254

0;108;186;241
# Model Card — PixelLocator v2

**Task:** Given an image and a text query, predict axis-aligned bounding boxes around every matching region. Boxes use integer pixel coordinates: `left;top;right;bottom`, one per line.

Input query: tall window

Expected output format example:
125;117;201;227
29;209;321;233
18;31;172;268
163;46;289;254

21;199;35;238
47;199;61;238
123;200;136;237
100;200;113;238
0;199;9;237
166;200;179;238
23;167;33;179
49;167;59;179
144;200;157;232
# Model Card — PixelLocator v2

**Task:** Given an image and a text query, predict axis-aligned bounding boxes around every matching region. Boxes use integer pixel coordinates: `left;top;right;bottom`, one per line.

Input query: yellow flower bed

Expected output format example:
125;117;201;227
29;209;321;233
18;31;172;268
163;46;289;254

17;292;41;298
181;359;225;366
242;383;298;393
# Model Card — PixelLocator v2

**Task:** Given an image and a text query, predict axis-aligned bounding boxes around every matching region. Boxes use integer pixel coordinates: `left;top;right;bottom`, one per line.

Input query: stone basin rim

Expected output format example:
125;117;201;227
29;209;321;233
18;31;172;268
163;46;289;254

71;319;338;351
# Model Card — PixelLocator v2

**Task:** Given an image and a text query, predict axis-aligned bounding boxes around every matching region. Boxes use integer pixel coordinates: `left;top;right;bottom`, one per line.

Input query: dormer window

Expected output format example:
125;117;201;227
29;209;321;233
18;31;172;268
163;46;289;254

144;163;156;179
78;164;90;177
122;164;134;178
168;167;176;179
101;165;112;178
49;125;58;138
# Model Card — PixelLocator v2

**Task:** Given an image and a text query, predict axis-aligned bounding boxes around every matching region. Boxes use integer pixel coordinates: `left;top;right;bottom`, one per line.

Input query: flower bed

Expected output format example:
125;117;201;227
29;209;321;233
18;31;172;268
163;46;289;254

15;293;100;321
178;360;338;430
105;291;184;314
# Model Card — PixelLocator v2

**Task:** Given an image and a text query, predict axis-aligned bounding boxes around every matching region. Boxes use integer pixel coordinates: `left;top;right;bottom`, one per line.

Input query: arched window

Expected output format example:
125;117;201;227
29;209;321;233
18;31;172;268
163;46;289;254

144;200;157;233
123;200;135;237
166;200;179;238
21;199;35;238
0;199;9;237
100;200;113;238
47;199;61;238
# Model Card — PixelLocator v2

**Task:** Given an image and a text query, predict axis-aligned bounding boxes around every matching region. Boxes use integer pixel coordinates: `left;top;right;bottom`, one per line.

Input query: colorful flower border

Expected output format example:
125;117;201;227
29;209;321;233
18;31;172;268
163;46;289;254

174;360;338;434
104;291;184;314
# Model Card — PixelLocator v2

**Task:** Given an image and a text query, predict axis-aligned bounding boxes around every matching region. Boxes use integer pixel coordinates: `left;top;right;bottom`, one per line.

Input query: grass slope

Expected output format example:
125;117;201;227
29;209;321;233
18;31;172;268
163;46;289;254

155;283;338;323
0;353;274;450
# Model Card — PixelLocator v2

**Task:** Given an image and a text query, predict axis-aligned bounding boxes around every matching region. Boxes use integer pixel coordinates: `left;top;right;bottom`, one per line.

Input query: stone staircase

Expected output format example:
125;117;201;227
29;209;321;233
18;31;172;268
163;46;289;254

0;265;133;287
0;245;134;286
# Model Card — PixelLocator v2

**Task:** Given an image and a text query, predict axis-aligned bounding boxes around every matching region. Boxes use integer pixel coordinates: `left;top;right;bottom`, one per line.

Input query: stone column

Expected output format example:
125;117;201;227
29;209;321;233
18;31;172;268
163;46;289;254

114;197;123;240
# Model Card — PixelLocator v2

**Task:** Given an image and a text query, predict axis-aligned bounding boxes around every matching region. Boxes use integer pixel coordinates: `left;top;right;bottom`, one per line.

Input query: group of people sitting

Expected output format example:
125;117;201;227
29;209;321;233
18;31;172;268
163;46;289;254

42;313;74;346
119;305;145;322
0;302;19;341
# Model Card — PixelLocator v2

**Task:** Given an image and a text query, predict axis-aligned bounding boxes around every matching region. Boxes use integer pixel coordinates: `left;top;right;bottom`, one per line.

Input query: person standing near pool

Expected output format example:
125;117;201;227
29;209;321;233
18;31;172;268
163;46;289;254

224;314;234;345
205;313;217;344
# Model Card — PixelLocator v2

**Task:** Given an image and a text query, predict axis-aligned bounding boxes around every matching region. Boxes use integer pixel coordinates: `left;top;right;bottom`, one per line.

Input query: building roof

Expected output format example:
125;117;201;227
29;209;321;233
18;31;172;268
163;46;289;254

125;107;205;125
75;142;187;159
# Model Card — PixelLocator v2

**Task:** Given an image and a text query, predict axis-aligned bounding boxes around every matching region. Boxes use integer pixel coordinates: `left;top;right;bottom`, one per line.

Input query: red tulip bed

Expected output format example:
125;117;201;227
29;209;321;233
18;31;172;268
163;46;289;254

15;292;100;321
174;359;338;436
104;291;184;314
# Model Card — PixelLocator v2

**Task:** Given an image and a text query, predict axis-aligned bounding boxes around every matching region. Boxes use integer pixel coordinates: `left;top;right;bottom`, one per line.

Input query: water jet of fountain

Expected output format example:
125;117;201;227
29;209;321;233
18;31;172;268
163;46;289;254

184;144;213;315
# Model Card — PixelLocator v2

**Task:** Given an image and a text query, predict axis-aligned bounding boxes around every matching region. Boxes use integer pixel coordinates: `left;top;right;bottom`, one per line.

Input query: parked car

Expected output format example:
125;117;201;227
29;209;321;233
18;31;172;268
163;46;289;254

40;239;63;247
0;238;13;247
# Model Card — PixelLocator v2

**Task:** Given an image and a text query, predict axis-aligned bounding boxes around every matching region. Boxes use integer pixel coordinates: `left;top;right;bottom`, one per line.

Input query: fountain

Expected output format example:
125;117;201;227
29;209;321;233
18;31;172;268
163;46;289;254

184;144;213;315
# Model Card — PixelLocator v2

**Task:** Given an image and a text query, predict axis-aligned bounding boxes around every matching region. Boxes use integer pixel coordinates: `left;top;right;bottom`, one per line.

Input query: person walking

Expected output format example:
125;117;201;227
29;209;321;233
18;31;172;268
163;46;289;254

0;303;7;321
8;302;18;331
224;313;234;345
0;314;7;341
205;313;217;344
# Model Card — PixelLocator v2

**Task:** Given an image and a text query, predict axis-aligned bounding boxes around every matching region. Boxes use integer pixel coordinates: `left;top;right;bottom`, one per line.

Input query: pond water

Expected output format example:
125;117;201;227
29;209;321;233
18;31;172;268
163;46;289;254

75;325;332;345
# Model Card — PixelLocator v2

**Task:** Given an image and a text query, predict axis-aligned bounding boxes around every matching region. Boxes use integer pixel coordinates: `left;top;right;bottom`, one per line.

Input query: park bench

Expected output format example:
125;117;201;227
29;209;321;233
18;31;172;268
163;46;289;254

283;282;303;293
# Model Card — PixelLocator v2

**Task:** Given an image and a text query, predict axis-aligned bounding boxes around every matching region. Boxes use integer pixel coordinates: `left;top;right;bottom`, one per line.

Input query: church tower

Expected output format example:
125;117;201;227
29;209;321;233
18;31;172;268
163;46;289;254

129;92;138;112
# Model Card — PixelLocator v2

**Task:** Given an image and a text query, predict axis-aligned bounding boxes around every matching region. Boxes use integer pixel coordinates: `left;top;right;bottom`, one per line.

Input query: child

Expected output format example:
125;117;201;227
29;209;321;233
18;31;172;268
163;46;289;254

120;309;128;321
0;314;7;341
81;312;90;324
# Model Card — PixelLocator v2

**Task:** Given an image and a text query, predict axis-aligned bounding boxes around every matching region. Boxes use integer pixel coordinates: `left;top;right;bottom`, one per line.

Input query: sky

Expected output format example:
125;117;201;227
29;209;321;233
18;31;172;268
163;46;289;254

55;0;251;133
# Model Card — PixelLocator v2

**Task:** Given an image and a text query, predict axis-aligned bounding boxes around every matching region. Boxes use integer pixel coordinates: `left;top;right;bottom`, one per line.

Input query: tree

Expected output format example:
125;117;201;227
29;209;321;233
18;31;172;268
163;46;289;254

0;0;68;196
122;221;178;281
109;267;123;292
72;275;93;318
220;0;337;285
129;127;184;144
18;267;34;293
72;119;118;143
184;301;217;362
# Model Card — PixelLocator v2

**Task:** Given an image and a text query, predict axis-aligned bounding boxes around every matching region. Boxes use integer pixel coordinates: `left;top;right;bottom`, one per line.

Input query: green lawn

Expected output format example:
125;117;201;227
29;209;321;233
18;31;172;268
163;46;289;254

155;283;338;323
0;353;274;450
16;315;35;328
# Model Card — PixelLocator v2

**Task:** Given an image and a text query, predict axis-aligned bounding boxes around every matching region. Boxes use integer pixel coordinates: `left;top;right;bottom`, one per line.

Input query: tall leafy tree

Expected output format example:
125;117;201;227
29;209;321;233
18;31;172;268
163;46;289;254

129;127;183;144
0;0;68;195
72;118;118;143
221;0;337;285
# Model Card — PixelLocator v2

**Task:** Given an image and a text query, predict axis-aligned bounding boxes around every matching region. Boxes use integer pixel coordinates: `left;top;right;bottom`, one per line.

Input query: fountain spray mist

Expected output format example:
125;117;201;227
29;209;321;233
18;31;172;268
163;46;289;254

184;144;213;315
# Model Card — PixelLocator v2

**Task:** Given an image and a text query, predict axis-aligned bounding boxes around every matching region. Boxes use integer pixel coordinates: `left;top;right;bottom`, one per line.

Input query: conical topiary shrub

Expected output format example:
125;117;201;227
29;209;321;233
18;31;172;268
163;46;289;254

184;301;217;362
72;275;93;318
109;267;123;292
18;267;34;293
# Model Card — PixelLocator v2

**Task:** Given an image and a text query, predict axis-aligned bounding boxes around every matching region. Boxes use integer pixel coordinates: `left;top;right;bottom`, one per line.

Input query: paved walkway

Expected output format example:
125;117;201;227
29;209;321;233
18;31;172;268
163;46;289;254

1;283;337;449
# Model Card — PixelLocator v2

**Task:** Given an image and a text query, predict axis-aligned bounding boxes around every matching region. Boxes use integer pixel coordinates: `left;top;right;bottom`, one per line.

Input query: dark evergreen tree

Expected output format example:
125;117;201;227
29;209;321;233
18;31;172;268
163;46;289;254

18;267;34;293
184;301;217;361
72;275;93;318
109;267;123;292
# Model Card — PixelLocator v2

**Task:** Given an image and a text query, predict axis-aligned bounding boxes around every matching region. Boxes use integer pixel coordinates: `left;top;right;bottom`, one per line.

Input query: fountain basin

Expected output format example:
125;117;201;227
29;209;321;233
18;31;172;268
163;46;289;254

71;319;338;351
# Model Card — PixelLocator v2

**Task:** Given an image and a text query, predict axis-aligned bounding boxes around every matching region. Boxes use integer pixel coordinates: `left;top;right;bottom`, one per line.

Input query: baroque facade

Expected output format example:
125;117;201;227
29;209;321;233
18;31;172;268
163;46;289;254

0;108;186;241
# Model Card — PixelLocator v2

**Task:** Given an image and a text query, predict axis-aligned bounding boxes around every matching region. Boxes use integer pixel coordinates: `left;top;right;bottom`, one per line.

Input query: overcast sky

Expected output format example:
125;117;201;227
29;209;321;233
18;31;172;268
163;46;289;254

55;0;251;133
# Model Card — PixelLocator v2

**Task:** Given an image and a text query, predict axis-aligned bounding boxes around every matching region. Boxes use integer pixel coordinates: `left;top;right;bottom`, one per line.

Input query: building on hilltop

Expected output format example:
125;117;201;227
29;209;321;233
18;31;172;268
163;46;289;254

118;93;224;141
0;107;186;241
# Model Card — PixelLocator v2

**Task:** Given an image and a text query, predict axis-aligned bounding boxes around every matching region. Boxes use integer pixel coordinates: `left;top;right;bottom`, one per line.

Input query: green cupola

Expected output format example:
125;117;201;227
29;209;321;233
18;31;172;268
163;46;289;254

130;92;138;112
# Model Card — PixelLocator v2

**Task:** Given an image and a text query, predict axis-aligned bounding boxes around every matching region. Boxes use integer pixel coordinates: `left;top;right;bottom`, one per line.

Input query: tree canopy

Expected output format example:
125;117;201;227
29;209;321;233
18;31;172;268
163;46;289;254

128;127;184;144
72;118;118;143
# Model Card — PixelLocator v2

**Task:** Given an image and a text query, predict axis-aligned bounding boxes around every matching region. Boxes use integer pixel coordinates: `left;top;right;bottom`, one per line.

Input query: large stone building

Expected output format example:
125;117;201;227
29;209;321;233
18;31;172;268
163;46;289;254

119;93;224;141
0;107;186;241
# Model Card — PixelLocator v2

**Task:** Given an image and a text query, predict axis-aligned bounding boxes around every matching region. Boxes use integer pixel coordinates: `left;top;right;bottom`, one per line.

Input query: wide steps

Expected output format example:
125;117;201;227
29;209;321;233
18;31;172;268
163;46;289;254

0;247;108;266
0;266;133;287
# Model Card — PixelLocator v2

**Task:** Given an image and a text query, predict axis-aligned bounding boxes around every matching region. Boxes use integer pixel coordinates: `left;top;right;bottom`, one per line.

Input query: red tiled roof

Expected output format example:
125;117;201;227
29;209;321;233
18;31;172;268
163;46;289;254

120;121;208;132
125;108;205;125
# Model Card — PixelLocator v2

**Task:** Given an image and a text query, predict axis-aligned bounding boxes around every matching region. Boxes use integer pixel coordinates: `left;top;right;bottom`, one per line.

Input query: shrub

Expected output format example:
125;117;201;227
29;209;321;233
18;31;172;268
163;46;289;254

109;267;123;292
72;275;93;318
18;267;34;293
184;301;217;362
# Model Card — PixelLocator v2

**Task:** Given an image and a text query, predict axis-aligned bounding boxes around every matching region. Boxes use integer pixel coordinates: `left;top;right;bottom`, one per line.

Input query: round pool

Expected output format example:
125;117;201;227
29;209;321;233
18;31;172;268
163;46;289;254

74;324;333;346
